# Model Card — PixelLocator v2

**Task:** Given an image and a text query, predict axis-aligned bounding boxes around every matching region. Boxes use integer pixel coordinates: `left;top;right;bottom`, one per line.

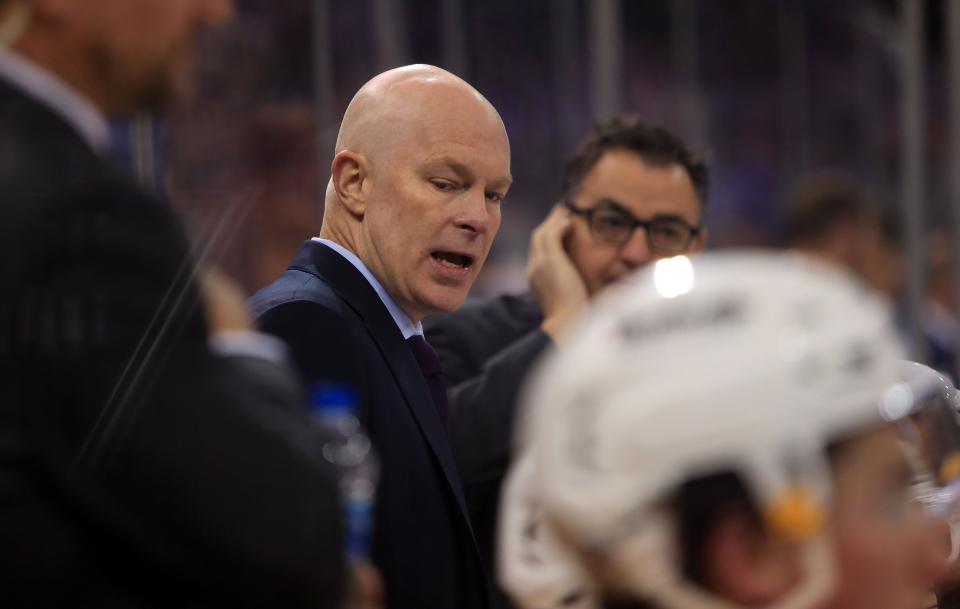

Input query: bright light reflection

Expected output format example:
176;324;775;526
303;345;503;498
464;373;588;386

880;382;914;421
653;255;695;299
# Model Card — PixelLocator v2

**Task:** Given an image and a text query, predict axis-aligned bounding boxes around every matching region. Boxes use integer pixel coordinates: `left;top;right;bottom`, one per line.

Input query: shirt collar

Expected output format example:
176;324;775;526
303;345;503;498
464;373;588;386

314;238;424;339
0;49;110;152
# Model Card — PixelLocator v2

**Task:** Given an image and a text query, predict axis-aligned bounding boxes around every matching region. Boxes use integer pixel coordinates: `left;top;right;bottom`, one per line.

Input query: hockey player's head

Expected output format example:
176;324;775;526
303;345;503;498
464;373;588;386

499;251;948;609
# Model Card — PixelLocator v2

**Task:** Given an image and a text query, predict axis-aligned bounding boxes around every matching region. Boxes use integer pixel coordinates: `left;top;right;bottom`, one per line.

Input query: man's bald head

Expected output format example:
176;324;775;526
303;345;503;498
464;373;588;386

321;64;511;324
334;64;507;167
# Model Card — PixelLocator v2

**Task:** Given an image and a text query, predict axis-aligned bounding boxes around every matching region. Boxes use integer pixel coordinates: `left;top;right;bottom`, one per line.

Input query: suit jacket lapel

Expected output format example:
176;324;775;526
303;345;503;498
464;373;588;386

294;241;474;525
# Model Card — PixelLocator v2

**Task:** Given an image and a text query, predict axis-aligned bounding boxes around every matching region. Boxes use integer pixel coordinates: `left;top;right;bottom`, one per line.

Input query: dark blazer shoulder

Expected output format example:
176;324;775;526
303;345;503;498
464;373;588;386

250;241;375;321
428;291;542;341
248;243;377;414
249;267;346;319
459;291;541;317
0;78;102;188
424;291;543;384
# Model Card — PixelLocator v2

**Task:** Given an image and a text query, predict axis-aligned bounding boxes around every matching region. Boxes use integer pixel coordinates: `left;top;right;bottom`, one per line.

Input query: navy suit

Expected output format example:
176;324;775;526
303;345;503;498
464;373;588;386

423;293;551;609
250;240;491;609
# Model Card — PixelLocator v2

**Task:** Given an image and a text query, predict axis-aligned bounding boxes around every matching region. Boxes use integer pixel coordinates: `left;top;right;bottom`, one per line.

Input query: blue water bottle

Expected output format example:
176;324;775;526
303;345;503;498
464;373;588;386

310;383;379;560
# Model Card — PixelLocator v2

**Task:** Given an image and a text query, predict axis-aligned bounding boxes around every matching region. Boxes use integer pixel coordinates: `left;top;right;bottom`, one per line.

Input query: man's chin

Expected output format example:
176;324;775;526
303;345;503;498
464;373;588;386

109;75;179;116
131;53;193;113
418;289;471;318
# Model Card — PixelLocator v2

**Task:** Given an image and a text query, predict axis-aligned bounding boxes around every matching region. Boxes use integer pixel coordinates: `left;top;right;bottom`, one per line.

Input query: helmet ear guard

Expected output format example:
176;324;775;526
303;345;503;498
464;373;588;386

499;252;913;609
498;455;599;609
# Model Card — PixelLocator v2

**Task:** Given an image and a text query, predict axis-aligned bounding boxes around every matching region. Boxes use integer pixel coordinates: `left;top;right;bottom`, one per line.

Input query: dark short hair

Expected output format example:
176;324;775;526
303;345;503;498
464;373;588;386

785;171;872;247
561;115;710;208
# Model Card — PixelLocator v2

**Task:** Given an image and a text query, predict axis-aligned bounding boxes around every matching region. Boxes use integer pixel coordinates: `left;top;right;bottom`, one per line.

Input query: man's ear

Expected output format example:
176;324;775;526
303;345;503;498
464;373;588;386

700;505;801;606
331;150;369;218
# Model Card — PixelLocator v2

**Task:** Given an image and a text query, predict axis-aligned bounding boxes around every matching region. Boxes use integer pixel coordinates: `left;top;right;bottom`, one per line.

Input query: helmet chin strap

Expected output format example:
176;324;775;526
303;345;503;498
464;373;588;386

0;1;31;48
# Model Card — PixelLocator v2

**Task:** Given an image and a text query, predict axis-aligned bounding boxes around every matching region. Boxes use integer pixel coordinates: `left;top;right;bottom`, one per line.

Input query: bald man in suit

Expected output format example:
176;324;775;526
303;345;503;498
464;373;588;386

250;64;512;609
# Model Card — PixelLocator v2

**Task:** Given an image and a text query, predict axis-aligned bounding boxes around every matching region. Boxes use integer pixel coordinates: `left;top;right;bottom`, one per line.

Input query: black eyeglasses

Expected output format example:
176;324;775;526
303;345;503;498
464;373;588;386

563;199;701;254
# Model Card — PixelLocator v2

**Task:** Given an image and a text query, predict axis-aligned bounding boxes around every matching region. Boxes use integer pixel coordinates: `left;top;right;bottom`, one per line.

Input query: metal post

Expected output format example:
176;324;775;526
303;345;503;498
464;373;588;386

131;113;157;192
440;0;467;78
779;0;809;180
899;0;928;362
551;0;581;154
588;0;623;123
670;0;704;148
311;0;337;209
947;0;960;379
856;30;881;186
373;0;409;72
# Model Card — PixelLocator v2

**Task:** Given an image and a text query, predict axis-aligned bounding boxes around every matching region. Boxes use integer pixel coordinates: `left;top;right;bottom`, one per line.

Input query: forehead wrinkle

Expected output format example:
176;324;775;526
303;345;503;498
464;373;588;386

419;147;513;188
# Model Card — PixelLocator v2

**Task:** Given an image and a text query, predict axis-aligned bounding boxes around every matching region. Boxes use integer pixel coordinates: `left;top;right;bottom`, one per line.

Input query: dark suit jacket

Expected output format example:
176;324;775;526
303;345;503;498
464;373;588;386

1;78;347;608
422;293;552;601
249;240;491;609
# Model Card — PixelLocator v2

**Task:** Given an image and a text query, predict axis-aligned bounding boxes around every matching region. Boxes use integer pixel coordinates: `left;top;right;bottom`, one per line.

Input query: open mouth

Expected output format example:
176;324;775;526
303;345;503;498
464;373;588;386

431;251;475;270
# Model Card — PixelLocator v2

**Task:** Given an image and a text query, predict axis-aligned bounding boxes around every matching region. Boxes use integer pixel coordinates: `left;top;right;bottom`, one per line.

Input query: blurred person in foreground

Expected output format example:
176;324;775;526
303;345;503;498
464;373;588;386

785;170;903;299
499;251;948;609
423;116;708;588
249;64;512;609
0;1;350;607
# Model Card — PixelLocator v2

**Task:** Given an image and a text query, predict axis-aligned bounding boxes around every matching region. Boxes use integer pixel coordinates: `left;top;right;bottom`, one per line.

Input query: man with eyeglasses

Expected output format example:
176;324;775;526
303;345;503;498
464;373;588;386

423;115;708;606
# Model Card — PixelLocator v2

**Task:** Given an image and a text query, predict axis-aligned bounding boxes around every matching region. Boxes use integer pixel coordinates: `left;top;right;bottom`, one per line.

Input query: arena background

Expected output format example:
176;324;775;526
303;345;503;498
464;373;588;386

110;0;958;369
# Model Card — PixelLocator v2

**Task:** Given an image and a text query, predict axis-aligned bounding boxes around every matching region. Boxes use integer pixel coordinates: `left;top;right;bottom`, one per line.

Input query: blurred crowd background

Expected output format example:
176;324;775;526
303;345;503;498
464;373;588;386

111;0;958;368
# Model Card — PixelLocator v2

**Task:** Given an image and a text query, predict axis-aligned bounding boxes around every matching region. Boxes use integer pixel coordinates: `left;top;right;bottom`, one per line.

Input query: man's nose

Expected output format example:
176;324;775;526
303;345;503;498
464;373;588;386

619;226;654;268
455;189;500;236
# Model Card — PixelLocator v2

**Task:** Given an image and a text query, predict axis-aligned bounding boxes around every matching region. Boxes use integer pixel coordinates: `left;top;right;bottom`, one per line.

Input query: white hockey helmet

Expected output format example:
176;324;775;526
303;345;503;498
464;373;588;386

499;251;922;609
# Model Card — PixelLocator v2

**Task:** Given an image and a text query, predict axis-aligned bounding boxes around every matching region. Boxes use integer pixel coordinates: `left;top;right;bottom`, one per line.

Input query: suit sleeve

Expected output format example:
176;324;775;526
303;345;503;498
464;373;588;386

425;308;552;495
425;308;551;584
15;178;348;609
254;299;372;421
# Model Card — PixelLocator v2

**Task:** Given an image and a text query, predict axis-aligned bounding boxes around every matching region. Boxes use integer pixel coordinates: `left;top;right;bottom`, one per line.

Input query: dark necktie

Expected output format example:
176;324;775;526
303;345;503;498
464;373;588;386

406;335;449;428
